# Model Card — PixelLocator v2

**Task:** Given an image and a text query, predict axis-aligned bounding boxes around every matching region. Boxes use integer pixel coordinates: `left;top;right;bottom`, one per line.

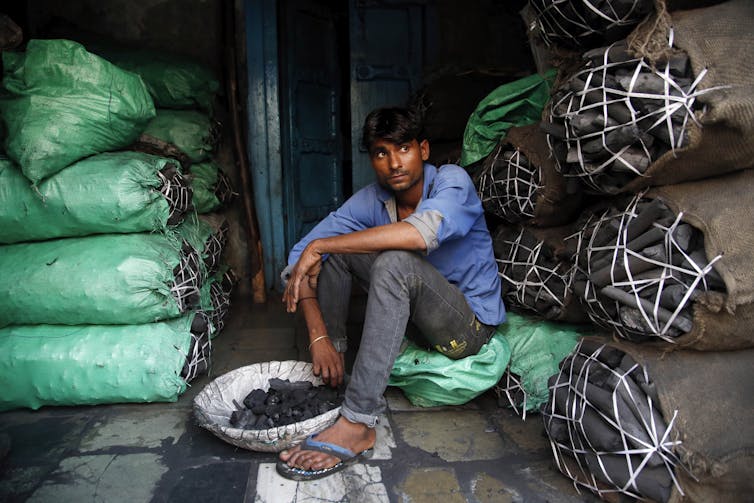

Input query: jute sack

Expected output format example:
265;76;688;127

624;0;754;191
610;339;754;503
503;124;584;227
644;168;754;350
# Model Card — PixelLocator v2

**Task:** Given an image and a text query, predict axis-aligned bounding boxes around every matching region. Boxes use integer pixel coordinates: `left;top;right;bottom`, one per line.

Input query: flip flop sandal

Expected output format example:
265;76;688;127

275;434;374;481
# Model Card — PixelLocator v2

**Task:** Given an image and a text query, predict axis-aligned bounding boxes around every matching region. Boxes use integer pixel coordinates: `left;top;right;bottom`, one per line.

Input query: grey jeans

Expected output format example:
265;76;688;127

316;250;495;427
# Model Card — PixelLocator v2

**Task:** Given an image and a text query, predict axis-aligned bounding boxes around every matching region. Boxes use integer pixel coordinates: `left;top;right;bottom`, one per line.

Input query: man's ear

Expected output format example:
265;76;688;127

419;139;430;161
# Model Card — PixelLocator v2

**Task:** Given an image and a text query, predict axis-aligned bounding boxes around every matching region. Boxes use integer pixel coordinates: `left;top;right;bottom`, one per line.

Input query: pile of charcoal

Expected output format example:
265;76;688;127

529;0;653;48
545;40;706;194
476;145;541;223
543;339;680;502
230;378;344;430
493;226;579;321
573;195;724;342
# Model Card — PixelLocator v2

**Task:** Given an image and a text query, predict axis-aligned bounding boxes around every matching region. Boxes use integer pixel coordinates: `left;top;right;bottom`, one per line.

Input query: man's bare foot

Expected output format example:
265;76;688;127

279;416;376;471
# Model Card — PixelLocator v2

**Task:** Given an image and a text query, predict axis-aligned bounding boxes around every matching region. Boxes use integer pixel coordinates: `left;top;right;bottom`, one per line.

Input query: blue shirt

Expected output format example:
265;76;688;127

286;163;505;326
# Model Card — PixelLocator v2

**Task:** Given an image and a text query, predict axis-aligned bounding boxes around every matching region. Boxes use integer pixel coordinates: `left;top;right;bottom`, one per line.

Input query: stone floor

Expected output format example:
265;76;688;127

0;293;597;502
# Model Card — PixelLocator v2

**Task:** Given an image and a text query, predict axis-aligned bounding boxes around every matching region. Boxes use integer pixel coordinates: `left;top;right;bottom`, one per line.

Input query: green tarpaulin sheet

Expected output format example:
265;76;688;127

0;152;183;244
498;312;589;411
0;315;195;411
0;39;155;183
460;69;556;167
389;331;511;407
0;232;196;327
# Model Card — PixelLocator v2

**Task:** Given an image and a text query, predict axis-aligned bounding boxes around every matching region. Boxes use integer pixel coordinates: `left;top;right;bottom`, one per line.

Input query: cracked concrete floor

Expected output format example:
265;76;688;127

0;294;597;503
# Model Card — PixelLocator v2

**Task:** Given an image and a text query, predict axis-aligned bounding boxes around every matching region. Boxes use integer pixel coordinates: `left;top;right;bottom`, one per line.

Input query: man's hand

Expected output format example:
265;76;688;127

310;337;345;387
283;241;323;313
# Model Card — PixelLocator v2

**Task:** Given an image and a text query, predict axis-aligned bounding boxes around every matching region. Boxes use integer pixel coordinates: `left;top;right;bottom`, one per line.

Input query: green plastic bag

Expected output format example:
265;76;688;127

497;313;589;412
140;109;219;163
190;161;234;213
388;332;511;407
460;69;557;167
0;232;199;327
0;39;156;183
0;152;187;244
96;47;219;112
0;315;199;411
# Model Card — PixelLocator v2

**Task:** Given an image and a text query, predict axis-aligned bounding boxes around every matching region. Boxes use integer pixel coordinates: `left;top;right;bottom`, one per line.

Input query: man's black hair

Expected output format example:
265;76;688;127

361;106;426;153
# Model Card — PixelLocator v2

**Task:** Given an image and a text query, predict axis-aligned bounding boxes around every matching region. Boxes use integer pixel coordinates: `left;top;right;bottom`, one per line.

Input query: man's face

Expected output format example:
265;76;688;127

369;138;429;194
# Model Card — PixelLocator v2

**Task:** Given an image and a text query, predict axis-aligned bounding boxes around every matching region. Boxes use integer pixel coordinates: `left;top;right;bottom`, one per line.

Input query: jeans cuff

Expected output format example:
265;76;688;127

331;337;347;353
340;404;380;428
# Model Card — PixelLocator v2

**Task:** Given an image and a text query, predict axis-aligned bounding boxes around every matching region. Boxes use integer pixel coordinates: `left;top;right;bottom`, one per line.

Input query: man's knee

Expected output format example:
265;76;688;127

371;250;420;279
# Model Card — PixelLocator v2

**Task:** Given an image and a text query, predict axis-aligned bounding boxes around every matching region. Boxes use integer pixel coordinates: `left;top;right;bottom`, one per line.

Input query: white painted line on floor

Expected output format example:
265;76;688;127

373;413;395;460
253;463;389;502
248;412;394;501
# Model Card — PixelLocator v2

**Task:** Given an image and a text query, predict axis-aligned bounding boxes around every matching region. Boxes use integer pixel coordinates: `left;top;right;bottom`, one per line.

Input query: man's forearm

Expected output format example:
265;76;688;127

307;222;426;256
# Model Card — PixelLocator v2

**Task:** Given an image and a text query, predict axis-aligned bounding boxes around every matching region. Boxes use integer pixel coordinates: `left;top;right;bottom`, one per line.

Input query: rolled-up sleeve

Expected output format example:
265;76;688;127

402;210;443;253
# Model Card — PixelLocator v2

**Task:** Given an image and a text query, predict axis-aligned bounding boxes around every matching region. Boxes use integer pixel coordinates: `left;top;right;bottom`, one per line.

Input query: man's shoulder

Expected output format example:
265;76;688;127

433;163;474;187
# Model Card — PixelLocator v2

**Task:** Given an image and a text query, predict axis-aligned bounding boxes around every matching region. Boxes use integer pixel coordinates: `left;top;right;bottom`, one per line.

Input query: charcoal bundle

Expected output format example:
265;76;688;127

495;370;529;419
134;109;221;164
180;312;213;382
529;0;653;49
0;152;193;244
475;124;583;227
574;194;723;344
230;378;344;430
493;225;587;322
175;214;229;282
545;39;710;194
201;219;229;276
200;280;231;337
543;339;681;502
476;146;540;223
543;338;754;502
616;0;754;190
189;161;237;214
0;233;202;326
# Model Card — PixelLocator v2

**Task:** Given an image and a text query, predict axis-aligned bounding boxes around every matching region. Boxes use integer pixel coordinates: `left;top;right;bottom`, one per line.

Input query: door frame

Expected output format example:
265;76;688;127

244;0;286;291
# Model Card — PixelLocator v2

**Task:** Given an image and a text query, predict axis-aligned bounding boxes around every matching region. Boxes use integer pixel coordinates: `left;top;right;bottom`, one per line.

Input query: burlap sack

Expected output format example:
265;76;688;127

644;168;754;350
624;0;754;191
503;124;584;227
610;339;754;503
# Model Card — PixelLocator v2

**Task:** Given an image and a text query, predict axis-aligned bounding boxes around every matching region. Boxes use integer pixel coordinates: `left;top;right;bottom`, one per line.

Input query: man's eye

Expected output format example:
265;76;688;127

400;145;409;152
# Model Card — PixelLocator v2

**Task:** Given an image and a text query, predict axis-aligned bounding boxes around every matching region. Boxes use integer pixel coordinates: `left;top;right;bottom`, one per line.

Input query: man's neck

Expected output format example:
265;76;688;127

394;175;424;220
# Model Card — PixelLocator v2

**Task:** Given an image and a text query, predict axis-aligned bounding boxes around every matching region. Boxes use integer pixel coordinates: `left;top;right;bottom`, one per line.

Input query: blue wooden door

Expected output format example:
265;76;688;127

280;0;345;250
349;0;424;192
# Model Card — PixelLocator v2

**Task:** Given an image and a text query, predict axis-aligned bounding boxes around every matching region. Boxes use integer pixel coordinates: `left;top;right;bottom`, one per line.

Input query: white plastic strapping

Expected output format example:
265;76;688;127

530;0;653;47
